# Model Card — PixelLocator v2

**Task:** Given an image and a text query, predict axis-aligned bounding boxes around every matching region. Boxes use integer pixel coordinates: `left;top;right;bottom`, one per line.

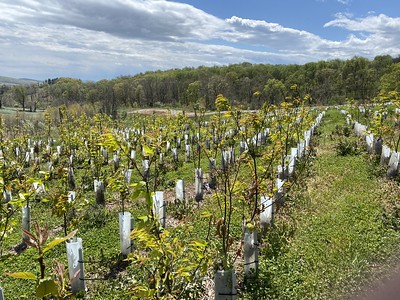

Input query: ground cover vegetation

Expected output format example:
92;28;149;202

1;99;400;299
1;57;400;299
243;108;400;299
0;91;322;299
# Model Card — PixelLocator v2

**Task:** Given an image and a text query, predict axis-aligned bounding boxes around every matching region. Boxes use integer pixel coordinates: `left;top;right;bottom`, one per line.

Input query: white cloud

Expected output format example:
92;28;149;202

224;14;400;64
0;0;229;41
324;13;400;33
322;13;400;56
224;16;326;51
0;0;233;79
0;0;399;80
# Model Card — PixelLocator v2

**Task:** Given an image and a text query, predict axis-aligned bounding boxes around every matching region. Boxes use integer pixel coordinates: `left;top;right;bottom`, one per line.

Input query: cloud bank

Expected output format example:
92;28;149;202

0;0;399;80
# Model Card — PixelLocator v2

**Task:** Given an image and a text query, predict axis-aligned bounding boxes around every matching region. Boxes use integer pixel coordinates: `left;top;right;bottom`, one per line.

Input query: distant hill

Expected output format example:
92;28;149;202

0;76;41;86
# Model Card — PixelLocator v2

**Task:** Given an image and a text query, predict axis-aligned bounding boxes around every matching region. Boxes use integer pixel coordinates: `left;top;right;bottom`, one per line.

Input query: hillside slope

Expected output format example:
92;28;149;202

0;76;40;86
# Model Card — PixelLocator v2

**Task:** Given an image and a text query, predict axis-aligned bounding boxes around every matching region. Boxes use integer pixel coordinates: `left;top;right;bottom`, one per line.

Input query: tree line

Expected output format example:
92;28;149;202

1;55;400;115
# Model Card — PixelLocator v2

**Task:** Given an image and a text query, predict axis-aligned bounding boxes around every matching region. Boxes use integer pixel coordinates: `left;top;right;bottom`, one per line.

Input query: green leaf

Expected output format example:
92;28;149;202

200;211;212;218
257;165;267;173
137;215;149;223
245;222;255;232
36;279;58;298
131;187;143;200
6;272;36;280
143;144;154;156
224;111;233;118
191;240;207;248
177;270;191;277
42;229;77;254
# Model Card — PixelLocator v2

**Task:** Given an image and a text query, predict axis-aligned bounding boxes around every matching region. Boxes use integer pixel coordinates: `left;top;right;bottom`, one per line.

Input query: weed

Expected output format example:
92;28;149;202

167;197;196;220
334;124;352;137
334;136;362;156
365;153;387;178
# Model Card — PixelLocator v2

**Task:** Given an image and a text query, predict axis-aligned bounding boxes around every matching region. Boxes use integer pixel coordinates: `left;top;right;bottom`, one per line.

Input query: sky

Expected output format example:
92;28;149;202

1;0;400;81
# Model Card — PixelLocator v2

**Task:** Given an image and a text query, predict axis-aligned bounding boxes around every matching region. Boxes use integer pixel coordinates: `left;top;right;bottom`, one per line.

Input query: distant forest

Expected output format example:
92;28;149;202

1;55;400;116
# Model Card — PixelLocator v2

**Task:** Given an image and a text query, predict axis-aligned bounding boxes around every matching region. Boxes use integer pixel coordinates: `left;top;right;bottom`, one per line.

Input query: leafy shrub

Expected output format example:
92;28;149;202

129;218;210;299
365;154;387;178
334;124;352;137
334;137;361;156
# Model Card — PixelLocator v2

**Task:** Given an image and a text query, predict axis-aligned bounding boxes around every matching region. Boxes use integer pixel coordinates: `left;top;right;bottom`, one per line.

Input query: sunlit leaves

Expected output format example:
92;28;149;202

130;181;147;200
42;229;77;255
36;279;59;298
6;271;36;280
0;84;320;298
240;112;262;132
215;94;230;112
129;219;210;298
142;144;154;156
101;131;119;153
200;211;212;218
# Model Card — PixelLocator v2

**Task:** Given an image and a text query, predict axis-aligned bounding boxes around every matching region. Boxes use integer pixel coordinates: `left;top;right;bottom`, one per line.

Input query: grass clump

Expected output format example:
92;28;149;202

242;109;400;299
334;137;362;156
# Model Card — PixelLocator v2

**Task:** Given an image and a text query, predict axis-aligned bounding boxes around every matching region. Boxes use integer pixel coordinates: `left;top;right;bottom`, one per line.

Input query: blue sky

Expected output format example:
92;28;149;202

176;0;400;40
0;0;400;81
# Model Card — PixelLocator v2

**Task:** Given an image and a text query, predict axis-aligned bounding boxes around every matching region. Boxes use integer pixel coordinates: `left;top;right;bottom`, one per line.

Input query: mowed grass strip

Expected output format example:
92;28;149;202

246;109;400;300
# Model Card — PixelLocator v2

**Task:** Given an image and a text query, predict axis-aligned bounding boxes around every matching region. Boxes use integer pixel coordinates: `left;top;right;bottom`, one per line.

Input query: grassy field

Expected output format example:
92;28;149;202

1;108;400;299
0;106;45;131
0;106;45;115
241;109;400;299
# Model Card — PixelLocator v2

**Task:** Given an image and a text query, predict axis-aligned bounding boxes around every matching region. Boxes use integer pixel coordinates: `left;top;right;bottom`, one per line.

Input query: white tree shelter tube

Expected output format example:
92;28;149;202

119;212;133;255
66;237;86;294
22;205;30;240
214;269;237;300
